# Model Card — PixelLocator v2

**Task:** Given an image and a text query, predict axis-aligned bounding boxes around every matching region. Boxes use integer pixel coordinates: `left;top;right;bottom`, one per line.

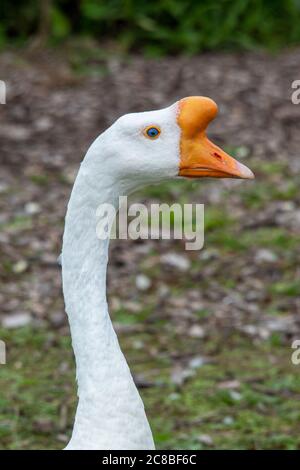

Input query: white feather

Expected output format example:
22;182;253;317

62;102;180;449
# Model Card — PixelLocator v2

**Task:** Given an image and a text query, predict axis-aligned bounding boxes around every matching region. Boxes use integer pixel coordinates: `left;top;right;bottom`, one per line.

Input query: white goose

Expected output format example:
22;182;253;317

62;96;254;450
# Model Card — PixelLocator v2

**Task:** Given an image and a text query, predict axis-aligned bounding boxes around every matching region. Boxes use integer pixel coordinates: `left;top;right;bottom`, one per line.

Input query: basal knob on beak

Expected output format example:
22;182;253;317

177;96;254;180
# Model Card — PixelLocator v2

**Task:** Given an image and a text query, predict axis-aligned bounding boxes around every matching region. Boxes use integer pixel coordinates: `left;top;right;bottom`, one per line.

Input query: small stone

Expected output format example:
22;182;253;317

199;248;219;261
240;324;257;336
198;434;213;446
223;416;234;425
229;390;242;401
110;296;121;310
171;366;194;386
12;260;28;273
132;340;144;349
123;301;141;313
34;117;52;131
135;274;151;291
255;249;278;263
218;380;241;390
25;201;40;215
188;324;205;338
63;166;78;184
57;434;69;443
2;312;32;329
265;316;294;333
168;392;180;401
161;253;191;271
188;356;205;369
157;284;169;298
33;418;54;433
0;124;31;141
258;327;270;340
0;182;9;193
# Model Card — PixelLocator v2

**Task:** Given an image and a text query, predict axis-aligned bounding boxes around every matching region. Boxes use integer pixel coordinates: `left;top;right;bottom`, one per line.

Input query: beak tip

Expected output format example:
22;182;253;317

236;161;255;180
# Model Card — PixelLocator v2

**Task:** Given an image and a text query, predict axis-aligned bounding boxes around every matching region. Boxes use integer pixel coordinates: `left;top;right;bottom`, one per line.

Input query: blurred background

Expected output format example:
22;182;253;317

1;0;300;450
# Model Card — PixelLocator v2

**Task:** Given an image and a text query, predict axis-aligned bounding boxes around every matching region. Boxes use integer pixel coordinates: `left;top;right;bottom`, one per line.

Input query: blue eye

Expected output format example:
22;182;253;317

147;127;159;137
144;126;160;139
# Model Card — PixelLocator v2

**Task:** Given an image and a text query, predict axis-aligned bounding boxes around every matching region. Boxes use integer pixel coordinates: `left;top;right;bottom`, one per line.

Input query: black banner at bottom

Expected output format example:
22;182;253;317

0;450;298;466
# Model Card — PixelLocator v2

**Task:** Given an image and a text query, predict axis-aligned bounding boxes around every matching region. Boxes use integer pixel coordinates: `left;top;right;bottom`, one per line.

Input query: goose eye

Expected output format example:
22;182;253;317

144;126;161;139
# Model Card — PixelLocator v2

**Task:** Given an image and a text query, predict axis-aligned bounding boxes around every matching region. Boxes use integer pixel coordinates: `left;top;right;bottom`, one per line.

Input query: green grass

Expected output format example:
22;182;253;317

209;226;300;252
1;144;299;449
2;1;300;54
270;281;300;297
1;326;299;449
0;216;33;233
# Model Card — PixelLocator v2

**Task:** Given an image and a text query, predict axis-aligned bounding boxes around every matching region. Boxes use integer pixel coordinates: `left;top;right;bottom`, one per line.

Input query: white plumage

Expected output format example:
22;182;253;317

61;98;253;450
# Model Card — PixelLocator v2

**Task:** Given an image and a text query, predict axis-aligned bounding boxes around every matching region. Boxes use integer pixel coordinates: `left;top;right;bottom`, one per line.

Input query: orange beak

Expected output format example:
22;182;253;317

177;96;254;180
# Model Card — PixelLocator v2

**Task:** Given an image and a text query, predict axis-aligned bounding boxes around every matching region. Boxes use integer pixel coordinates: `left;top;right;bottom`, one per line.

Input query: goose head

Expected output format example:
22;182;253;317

89;96;254;190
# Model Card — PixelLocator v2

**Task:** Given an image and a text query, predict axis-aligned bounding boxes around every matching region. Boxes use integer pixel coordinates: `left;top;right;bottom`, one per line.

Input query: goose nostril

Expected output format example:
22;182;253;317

213;152;223;161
